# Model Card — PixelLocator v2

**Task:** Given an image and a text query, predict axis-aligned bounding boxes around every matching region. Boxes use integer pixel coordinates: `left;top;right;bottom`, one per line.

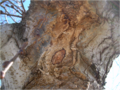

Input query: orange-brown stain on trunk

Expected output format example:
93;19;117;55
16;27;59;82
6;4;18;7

51;49;66;65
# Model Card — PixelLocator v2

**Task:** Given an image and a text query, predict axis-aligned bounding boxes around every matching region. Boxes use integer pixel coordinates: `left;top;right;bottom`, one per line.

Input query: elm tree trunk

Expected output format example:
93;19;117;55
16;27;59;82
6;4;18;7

0;1;120;89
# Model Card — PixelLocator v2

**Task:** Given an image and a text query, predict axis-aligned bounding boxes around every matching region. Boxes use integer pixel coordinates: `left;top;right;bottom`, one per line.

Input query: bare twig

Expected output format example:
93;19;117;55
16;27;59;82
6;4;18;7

5;14;9;23
1;5;16;23
5;4;23;15
23;0;26;3
0;42;28;79
0;6;8;23
20;0;26;13
115;61;120;68
1;12;22;18
1;0;26;23
0;20;7;25
9;16;17;23
8;0;24;13
0;0;7;5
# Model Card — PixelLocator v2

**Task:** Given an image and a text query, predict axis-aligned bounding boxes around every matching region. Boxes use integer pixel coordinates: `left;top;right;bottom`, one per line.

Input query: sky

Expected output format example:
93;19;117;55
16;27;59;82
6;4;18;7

105;55;120;90
0;0;30;24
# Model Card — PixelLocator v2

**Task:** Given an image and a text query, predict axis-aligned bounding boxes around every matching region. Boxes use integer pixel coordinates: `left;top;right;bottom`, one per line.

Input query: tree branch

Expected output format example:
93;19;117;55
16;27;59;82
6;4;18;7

9;15;17;23
0;0;7;5
1;12;22;18
8;0;24;13
1;5;16;23
5;4;23;15
5;14;9;23
20;0;26;13
1;5;10;23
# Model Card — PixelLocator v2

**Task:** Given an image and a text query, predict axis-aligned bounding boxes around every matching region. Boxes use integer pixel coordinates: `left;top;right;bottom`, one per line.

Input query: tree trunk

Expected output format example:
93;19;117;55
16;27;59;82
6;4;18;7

0;1;120;89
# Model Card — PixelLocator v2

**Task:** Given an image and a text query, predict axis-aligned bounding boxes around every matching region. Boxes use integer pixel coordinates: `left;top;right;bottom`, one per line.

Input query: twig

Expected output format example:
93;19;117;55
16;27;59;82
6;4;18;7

1;4;17;23
9;16;17;23
1;5;21;22
20;0;26;13
0;42;28;79
1;12;22;18
5;4;23;15
0;0;7;5
5;14;9;23
8;0;24;13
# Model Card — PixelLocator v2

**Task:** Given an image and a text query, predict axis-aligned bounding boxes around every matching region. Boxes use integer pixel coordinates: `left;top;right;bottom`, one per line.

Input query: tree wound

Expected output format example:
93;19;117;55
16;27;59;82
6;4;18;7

51;49;66;65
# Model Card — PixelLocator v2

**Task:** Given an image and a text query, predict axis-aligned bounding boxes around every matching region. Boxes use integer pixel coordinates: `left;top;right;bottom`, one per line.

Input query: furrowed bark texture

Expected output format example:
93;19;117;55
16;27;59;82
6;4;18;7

0;1;120;89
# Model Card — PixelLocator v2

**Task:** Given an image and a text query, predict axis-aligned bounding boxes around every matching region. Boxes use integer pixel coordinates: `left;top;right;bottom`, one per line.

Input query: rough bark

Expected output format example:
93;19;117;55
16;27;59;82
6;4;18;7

0;0;120;89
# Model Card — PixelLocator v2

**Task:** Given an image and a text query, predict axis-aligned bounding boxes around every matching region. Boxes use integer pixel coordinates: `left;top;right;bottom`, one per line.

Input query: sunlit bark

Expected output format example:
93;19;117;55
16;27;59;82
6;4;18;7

0;1;120;89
